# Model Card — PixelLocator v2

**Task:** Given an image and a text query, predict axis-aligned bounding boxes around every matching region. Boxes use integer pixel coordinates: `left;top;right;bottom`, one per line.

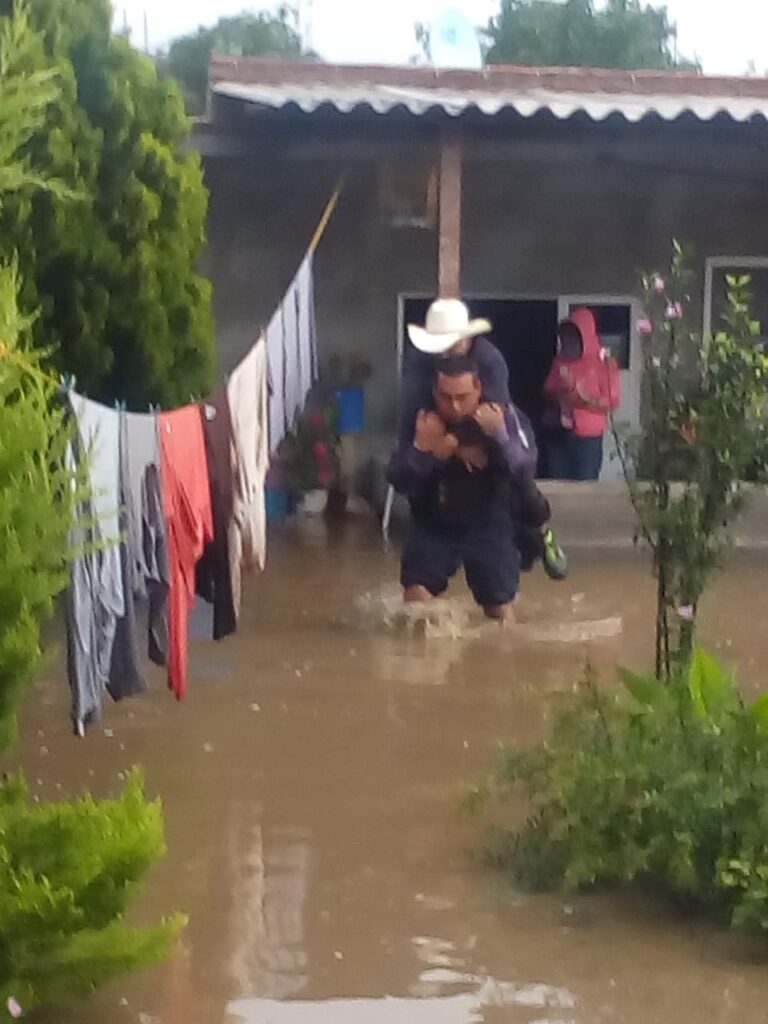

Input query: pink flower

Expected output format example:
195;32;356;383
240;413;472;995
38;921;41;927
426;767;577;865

665;302;683;320
637;317;653;335
313;441;329;461
6;997;22;1019
677;605;694;622
653;275;666;292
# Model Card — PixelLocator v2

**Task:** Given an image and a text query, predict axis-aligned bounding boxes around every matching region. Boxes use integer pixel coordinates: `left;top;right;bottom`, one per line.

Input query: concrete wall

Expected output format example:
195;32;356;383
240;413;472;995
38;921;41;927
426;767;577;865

200;121;768;437
202;154;436;434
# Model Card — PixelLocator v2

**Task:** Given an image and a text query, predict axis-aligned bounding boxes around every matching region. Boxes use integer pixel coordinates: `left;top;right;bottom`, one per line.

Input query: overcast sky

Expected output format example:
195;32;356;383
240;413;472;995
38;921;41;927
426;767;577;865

115;0;768;76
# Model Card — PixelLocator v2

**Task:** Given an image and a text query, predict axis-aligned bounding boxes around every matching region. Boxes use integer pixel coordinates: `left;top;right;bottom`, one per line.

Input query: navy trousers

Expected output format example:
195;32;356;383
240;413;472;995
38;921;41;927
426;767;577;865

401;519;520;608
547;432;604;481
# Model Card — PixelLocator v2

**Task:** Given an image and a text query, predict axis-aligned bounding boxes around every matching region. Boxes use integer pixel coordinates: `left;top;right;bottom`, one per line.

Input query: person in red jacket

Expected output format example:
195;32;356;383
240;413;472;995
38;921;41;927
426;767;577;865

543;308;621;481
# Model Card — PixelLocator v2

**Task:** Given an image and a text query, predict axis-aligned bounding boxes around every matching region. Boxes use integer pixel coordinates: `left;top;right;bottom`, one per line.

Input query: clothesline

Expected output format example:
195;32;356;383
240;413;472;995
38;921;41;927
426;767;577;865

22;176;345;734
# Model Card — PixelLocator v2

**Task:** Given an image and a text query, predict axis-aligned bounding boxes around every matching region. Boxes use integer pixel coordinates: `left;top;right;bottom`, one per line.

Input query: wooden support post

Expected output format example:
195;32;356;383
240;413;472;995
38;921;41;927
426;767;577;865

438;130;462;299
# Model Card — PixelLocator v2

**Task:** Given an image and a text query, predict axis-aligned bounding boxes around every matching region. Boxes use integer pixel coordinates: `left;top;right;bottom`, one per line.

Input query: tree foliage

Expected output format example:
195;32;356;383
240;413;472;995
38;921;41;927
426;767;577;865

0;0;215;409
484;0;698;70
0;3;76;753
0;8;181;1018
161;7;309;115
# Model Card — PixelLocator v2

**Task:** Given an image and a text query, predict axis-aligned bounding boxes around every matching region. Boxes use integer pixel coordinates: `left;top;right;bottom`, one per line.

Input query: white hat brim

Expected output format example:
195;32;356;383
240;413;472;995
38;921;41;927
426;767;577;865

407;318;492;355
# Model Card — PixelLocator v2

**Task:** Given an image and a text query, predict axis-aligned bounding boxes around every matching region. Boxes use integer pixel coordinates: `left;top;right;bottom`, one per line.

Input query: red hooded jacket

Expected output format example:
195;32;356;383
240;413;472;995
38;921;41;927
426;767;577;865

544;307;621;439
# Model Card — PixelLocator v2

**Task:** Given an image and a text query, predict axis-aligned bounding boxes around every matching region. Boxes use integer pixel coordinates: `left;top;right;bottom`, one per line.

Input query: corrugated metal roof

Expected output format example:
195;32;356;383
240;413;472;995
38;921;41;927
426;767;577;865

209;58;768;125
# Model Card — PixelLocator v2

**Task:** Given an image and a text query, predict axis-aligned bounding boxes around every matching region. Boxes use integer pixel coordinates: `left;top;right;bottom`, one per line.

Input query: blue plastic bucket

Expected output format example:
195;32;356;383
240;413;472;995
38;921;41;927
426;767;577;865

336;386;364;434
265;486;289;521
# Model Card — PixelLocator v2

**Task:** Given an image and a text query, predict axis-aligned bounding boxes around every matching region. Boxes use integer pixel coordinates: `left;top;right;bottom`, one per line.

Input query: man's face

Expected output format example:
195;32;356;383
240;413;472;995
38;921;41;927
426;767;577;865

434;371;482;425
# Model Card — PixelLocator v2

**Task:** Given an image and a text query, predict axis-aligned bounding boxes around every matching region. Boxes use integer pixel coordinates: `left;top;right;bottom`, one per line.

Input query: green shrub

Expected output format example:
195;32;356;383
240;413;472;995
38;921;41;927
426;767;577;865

0;771;184;1016
468;650;768;932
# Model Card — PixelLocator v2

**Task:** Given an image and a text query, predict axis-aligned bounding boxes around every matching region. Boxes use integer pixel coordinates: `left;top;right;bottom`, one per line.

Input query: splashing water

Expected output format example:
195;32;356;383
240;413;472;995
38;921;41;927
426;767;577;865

354;584;623;644
354;584;491;640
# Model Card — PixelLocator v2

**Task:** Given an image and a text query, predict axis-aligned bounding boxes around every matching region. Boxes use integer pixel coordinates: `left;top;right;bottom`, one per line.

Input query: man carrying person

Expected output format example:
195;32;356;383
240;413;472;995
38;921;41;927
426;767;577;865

401;298;567;580
387;354;538;620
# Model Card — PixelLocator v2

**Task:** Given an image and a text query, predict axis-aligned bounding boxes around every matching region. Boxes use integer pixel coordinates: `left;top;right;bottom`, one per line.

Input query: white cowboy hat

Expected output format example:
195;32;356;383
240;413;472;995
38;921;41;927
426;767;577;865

407;298;492;355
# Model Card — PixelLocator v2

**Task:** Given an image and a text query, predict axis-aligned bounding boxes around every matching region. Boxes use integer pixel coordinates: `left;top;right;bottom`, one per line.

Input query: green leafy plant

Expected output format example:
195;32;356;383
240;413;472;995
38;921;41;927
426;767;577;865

0;264;183;1022
468;650;768;932
0;771;184;1017
469;242;768;940
615;243;768;677
0;7;182;1019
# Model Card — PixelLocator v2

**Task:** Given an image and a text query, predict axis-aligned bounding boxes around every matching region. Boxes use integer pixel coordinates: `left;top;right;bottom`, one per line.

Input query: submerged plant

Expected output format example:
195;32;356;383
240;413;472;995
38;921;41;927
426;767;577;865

468;650;768;933
614;242;768;678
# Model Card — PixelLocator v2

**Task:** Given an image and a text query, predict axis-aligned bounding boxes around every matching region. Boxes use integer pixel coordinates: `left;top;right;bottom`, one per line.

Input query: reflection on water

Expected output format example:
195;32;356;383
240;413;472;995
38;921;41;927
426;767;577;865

228;817;310;1000
226;975;575;1024
227;994;487;1023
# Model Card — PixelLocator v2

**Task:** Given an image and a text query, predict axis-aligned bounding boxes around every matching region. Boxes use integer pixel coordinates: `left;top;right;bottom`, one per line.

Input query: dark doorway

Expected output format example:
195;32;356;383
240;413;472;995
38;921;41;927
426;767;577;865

401;297;559;466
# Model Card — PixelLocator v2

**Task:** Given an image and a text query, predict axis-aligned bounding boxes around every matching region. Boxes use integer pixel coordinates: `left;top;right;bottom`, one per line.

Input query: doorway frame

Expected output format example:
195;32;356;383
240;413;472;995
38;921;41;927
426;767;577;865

396;290;561;395
397;291;642;411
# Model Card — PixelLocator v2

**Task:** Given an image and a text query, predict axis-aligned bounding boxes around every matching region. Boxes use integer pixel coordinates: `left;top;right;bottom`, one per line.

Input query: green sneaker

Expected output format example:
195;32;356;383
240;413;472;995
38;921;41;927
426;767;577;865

542;527;568;581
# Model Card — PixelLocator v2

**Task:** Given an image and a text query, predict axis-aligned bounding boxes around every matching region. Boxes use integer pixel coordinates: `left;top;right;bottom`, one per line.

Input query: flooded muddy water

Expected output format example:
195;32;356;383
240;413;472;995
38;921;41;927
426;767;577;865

15;524;768;1023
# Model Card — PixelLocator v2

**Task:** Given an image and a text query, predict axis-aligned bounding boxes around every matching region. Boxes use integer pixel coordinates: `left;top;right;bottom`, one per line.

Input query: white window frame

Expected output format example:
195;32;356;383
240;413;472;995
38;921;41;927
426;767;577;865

557;295;641;481
557;294;639;368
396;290;559;393
397;290;642;415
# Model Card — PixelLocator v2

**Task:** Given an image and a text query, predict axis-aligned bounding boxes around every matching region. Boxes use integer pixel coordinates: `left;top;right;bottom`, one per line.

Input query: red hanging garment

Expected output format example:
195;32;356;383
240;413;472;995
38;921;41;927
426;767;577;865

160;406;214;700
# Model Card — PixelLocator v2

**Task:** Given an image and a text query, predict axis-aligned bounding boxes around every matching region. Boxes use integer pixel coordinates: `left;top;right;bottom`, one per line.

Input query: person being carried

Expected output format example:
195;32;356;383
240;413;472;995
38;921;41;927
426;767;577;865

402;298;567;580
387;355;536;621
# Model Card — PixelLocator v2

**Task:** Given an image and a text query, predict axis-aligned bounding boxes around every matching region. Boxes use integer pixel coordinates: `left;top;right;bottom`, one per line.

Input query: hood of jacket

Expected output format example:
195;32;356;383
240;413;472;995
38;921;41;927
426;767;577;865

566;307;602;360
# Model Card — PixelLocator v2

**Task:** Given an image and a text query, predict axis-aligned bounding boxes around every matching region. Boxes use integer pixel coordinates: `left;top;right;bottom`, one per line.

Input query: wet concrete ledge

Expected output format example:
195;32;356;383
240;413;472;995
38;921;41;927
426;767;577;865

364;451;768;549
538;481;768;550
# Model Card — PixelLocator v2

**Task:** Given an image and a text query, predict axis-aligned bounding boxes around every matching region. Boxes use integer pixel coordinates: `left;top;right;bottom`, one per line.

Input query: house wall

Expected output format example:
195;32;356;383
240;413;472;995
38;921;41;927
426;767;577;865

201;129;768;437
